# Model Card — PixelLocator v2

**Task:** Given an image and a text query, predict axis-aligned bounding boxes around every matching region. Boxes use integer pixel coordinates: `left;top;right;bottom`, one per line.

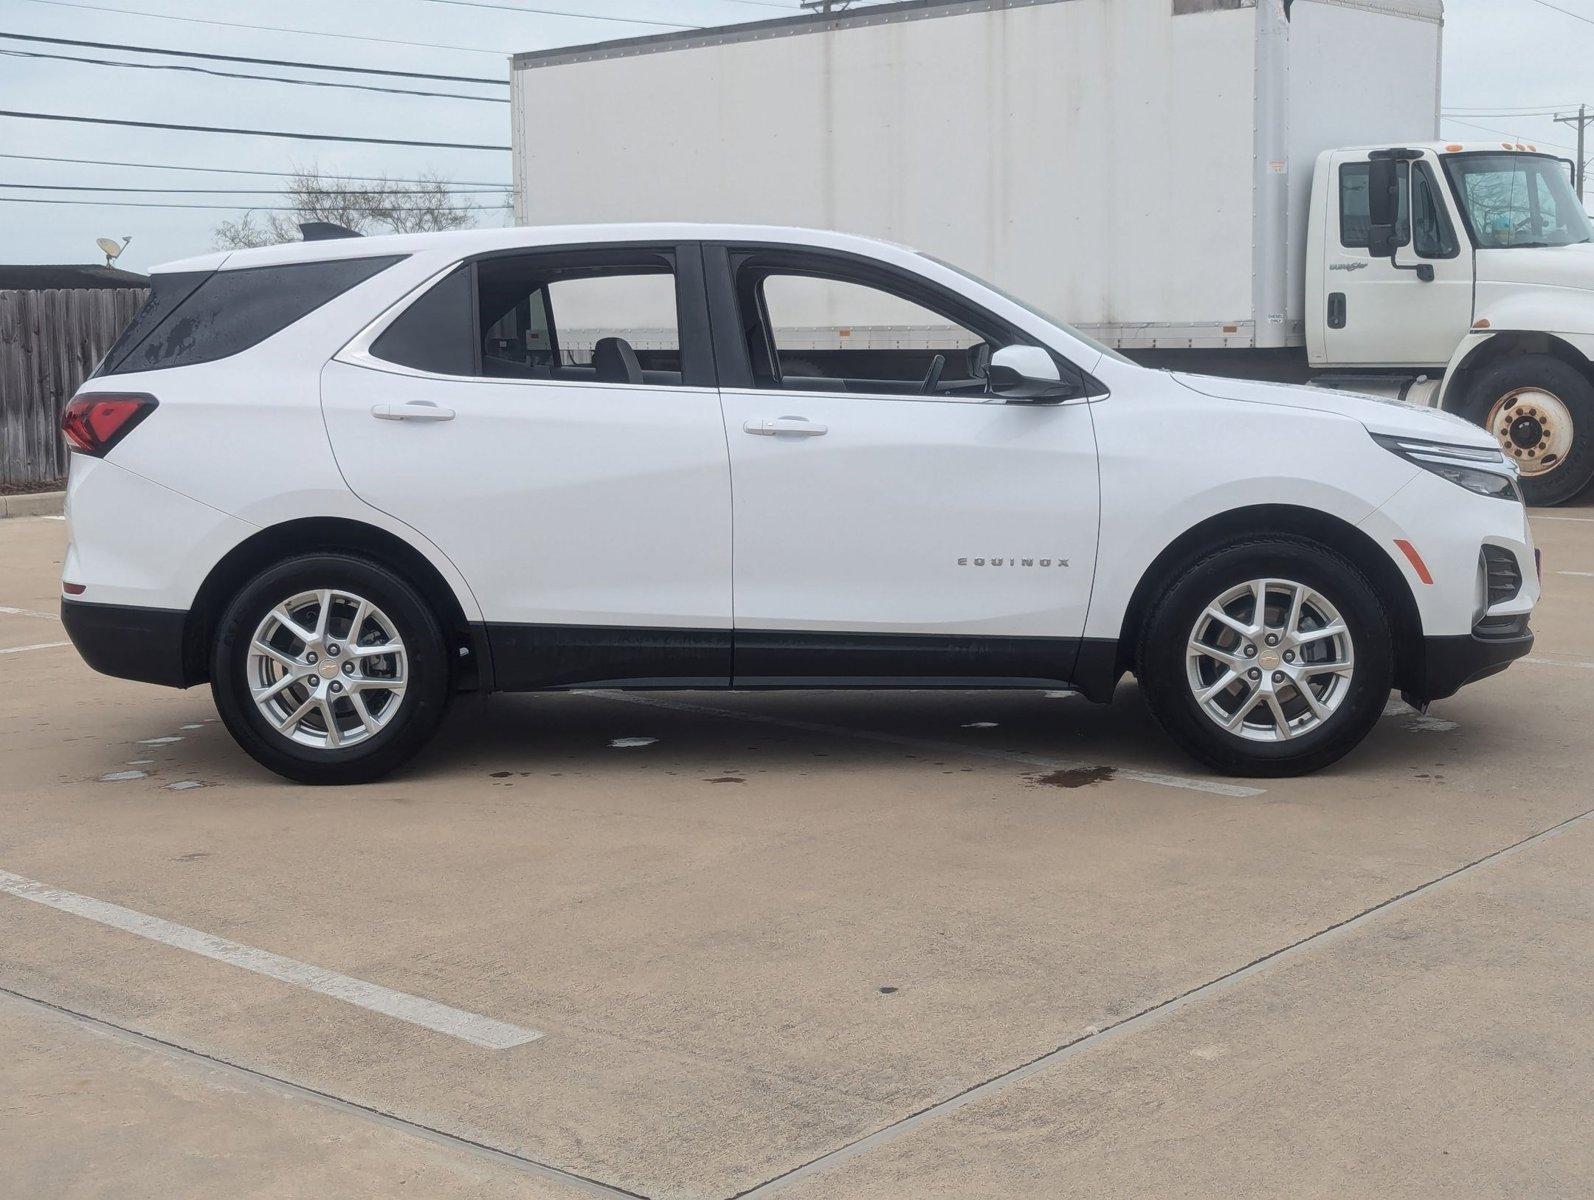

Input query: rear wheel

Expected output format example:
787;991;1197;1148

1136;537;1392;777
1460;354;1594;506
211;554;450;784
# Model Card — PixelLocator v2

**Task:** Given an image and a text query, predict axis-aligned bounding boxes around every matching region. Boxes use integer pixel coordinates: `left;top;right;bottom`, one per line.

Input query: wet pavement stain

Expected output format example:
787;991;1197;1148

1031;765;1116;789
705;776;745;784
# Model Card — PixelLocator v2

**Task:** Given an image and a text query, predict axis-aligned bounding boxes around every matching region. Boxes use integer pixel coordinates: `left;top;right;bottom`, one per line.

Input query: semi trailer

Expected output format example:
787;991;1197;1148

510;0;1594;504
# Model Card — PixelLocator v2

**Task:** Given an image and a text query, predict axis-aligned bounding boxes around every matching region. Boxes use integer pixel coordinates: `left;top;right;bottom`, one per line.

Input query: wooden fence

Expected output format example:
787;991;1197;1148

0;287;147;487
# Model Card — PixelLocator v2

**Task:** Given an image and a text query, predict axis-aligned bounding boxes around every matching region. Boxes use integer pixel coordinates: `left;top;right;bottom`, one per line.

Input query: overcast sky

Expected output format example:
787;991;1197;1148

0;0;1588;272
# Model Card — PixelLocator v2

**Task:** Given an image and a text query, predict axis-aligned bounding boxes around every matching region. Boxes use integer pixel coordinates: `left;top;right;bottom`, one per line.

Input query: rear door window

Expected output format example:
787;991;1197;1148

368;246;707;388
99;255;403;376
477;253;684;384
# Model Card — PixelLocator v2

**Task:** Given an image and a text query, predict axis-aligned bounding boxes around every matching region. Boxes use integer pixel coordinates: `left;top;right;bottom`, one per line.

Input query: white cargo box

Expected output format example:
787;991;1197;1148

511;0;1442;351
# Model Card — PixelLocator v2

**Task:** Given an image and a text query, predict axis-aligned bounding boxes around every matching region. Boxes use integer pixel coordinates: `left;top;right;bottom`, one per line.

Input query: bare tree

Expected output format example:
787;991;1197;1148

214;166;505;249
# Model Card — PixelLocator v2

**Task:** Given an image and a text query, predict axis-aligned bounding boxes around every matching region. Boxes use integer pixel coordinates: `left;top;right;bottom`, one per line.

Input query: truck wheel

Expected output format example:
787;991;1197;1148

1460;354;1594;506
210;553;451;784
1135;537;1392;777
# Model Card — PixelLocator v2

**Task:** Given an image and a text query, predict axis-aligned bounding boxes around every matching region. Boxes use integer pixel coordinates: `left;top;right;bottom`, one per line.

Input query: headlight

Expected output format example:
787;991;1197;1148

1370;433;1521;502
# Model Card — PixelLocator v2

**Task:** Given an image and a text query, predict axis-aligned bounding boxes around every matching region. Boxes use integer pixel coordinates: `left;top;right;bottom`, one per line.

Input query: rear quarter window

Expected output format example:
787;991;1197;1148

99;255;404;375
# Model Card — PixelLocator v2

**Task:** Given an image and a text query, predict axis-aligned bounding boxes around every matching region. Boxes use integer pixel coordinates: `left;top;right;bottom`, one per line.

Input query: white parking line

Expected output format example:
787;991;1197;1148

1530;513;1594;523
0;641;69;655
580;691;1266;798
1524;656;1594;671
1557;571;1594;578
0;869;542;1050
0;605;60;620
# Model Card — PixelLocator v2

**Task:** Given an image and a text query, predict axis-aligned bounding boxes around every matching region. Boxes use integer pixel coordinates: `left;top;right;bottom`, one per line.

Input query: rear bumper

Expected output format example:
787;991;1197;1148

1408;624;1533;704
61;599;194;688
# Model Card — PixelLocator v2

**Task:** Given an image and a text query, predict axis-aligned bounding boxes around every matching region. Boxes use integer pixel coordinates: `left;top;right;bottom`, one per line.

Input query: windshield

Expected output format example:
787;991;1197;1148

1443;153;1594;249
918;252;1135;364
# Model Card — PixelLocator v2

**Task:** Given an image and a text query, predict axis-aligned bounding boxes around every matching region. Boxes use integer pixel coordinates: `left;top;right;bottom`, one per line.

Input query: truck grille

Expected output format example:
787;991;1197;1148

1481;546;1522;607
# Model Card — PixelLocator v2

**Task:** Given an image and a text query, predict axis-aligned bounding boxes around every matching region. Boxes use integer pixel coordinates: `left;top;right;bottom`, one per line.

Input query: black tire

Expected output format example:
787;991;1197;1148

1458;354;1594;507
1135;536;1392;777
211;553;450;784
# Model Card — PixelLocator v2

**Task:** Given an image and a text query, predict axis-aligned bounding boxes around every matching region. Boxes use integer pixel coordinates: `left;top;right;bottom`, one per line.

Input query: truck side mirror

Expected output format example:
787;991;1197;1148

1366;158;1399;259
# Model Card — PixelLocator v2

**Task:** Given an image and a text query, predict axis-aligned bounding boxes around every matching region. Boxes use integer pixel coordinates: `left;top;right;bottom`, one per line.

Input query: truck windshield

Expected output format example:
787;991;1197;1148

1443;153;1593;249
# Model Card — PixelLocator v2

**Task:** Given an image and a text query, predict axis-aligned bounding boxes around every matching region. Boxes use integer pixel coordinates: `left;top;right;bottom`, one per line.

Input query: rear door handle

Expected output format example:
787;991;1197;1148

372;402;455;422
743;417;828;437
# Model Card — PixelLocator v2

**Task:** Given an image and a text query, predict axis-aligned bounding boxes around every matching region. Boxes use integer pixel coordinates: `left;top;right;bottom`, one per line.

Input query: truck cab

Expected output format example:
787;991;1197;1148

1308;142;1594;505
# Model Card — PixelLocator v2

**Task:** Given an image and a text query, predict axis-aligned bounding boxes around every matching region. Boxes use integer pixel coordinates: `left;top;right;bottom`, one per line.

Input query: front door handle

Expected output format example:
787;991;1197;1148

744;417;828;437
372;401;455;422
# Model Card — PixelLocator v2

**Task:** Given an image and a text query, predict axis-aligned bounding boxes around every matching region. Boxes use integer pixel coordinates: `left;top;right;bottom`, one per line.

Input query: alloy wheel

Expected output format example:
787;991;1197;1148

246;588;408;750
1185;578;1355;743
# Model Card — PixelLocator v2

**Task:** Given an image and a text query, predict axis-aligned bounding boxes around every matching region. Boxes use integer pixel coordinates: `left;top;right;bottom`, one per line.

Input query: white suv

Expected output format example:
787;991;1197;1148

60;224;1538;783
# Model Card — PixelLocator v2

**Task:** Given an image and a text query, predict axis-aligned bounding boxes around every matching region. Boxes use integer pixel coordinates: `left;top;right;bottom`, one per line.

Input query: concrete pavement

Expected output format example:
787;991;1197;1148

1;506;1590;1198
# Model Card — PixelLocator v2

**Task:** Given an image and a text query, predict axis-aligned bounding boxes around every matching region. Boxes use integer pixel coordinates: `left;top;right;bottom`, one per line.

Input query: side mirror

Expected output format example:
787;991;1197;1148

989;345;1076;403
1366;157;1400;259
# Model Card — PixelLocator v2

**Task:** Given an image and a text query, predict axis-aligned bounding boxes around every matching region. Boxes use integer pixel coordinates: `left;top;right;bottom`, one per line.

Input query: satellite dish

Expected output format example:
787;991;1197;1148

96;235;131;266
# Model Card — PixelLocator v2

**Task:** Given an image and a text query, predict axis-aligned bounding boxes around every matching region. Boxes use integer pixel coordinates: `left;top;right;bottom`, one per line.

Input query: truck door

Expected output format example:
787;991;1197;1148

1320;152;1474;368
708;246;1100;686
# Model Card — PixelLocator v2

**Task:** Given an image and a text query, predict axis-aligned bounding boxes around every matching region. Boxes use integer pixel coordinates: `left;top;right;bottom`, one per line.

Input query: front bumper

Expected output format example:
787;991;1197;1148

61;599;195;688
1408;621;1534;704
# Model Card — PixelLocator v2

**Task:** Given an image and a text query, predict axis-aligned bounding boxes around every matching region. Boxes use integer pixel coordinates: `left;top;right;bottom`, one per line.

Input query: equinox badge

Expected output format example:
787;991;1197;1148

958;557;1069;567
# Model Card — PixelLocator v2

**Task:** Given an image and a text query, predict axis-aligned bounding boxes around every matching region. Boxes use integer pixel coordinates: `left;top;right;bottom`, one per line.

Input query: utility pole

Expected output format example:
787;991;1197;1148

1554;103;1591;203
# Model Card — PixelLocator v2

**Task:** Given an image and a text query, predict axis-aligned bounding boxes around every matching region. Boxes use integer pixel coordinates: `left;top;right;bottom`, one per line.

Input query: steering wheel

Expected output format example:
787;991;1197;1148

921;353;946;396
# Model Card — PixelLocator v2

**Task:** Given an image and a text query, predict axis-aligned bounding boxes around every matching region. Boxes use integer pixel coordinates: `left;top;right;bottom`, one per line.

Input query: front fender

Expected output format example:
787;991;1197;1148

1438;322;1594;409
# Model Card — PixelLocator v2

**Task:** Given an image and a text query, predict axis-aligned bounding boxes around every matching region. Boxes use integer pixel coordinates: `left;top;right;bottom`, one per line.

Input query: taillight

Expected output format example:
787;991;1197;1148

61;392;157;456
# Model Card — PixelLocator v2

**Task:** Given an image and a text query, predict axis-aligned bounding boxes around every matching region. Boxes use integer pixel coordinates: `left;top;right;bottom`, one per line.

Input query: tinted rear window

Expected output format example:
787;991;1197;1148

94;270;209;376
99;254;404;375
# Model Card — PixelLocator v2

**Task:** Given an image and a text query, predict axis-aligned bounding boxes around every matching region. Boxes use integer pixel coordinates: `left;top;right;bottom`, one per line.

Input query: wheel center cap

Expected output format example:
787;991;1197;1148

1259;650;1281;670
318;662;339;679
1509;414;1544;447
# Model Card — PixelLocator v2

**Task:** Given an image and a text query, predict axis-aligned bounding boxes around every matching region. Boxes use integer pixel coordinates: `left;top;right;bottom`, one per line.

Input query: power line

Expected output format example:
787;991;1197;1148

0;109;510;151
0;152;509;187
1441;116;1578;152
0;48;508;102
0;31;508;85
18;0;510;57
1526;0;1594;28
1443;107;1579;118
406;0;700;28
0;182;506;195
0;196;367;211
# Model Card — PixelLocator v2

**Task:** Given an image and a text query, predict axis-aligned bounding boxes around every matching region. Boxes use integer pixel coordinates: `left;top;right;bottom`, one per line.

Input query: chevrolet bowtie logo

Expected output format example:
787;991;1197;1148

957;557;1069;568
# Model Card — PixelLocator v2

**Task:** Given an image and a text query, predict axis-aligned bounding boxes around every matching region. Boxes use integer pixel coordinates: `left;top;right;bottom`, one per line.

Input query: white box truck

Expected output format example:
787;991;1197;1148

511;0;1594;504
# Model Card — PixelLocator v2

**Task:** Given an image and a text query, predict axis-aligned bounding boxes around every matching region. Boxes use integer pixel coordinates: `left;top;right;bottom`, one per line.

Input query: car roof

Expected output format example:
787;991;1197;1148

154;223;920;276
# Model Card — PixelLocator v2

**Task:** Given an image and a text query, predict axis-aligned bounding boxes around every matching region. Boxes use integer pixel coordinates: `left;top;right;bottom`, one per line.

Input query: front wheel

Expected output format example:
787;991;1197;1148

1459;354;1594;506
1136;538;1392;777
211;553;451;784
